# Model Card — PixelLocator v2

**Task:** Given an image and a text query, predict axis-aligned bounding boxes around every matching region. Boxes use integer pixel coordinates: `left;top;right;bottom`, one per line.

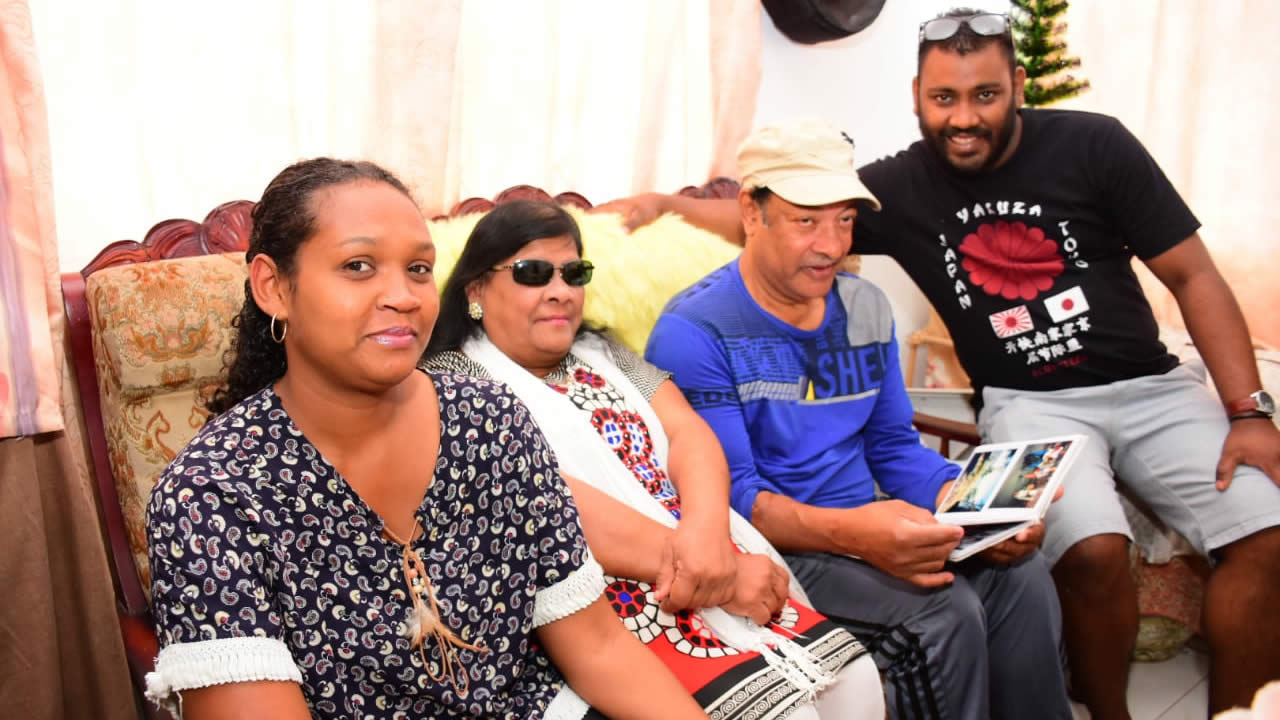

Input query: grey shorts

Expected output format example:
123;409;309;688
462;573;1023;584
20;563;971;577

978;363;1280;565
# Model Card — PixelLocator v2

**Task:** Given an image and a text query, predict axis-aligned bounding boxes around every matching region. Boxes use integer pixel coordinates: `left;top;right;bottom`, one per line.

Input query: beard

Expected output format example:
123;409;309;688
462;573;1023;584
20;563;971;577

920;100;1019;175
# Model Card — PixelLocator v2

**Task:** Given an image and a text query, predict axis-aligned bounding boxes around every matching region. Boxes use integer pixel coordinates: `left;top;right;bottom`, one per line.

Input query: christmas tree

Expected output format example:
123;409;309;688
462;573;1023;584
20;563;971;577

1010;0;1090;106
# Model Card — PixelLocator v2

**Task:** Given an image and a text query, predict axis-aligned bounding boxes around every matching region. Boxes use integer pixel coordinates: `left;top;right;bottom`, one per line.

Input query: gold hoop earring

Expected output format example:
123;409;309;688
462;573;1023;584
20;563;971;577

467;302;483;321
270;313;288;343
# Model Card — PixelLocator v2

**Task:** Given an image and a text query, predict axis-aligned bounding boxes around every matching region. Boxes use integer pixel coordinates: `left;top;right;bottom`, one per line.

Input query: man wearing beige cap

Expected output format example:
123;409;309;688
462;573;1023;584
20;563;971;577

611;8;1280;718
643;117;1070;720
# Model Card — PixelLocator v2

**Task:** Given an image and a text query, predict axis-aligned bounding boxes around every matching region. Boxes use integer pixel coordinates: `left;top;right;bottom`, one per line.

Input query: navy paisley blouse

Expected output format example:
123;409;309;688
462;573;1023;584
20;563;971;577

147;372;604;719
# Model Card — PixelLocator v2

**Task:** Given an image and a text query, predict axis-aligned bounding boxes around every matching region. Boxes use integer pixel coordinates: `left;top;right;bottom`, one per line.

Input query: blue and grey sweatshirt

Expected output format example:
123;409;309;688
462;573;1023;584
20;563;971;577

645;262;958;521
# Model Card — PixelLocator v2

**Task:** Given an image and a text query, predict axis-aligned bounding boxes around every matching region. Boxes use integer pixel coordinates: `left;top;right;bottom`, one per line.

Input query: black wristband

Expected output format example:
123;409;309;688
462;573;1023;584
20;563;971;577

1229;411;1272;422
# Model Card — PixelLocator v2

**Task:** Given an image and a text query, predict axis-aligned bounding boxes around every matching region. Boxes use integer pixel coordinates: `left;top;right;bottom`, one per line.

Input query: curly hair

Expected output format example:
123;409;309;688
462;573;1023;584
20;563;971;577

206;158;413;417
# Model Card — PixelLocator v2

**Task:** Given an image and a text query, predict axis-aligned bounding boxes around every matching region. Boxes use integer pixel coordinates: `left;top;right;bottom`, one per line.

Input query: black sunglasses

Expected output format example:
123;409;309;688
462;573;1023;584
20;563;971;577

491;259;594;287
918;13;1009;43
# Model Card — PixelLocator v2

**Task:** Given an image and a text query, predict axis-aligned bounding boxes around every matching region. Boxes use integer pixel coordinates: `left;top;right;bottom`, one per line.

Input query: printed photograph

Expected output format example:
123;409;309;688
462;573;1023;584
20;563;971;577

937;446;1020;513
988;439;1075;509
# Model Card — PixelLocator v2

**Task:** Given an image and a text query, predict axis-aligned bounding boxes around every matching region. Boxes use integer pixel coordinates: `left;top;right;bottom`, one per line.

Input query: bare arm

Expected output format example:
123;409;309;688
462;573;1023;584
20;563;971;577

561;472;672;581
1145;234;1263;407
648;382;737;610
1144;234;1280;487
176;681;310;720
538;597;707;719
593;193;745;245
655;379;737;530
561;469;779;621
750;490;963;588
652;380;733;535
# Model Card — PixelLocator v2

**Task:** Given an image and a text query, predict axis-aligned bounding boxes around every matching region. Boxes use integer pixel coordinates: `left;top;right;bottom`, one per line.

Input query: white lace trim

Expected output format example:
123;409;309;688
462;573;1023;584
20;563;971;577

533;551;606;627
145;636;302;715
544;685;590;720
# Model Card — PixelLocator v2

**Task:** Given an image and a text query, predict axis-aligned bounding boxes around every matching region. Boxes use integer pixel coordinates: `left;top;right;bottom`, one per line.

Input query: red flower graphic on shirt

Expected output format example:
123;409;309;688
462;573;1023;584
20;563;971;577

958;220;1064;301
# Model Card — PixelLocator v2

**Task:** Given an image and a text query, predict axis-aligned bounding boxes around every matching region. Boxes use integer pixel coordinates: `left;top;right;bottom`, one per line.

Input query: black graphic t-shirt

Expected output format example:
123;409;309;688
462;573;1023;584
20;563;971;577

855;108;1197;399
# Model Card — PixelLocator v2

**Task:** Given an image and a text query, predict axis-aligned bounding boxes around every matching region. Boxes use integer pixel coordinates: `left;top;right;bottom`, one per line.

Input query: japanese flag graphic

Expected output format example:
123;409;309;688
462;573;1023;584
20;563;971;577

1044;286;1090;323
989;305;1033;338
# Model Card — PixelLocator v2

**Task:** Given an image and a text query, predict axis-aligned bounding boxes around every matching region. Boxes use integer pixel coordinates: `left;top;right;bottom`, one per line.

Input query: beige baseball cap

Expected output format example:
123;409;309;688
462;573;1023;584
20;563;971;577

737;117;881;210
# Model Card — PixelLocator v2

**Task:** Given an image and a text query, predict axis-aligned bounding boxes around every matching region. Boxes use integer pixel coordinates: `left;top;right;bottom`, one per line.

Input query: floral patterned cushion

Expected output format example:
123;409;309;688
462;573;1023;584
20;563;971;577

89;253;246;399
1132;553;1206;662
87;253;246;597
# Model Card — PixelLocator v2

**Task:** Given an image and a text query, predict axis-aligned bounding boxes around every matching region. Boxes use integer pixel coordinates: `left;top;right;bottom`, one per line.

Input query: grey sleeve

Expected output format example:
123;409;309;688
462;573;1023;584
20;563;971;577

419;350;492;379
600;332;672;401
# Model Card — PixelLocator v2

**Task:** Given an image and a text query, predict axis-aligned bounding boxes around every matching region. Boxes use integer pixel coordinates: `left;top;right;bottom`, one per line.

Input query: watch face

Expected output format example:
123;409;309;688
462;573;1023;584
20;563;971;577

1258;391;1277;415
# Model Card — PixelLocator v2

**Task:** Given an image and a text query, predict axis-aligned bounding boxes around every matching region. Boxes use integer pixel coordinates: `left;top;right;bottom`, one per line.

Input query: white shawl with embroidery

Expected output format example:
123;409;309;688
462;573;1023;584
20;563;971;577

462;332;835;697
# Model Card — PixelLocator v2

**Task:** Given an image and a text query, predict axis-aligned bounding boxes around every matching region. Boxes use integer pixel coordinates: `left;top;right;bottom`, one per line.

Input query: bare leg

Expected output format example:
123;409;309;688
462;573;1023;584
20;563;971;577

1051;534;1136;720
1204;526;1280;713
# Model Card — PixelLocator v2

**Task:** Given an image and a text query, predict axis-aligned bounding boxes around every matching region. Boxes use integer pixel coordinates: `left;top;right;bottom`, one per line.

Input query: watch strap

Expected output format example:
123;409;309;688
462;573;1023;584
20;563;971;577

1226;393;1262;416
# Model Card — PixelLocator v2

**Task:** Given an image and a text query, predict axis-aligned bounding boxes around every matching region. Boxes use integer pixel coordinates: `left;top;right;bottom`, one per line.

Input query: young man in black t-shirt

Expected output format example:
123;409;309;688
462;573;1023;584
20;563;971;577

596;9;1280;718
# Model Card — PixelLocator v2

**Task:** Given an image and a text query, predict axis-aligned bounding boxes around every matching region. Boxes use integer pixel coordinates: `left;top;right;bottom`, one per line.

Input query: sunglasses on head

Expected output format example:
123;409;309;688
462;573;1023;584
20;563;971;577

491;259;594;287
918;13;1009;43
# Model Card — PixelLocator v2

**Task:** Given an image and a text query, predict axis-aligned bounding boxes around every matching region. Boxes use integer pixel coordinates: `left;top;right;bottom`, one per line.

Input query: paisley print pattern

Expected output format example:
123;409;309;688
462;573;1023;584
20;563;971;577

147;373;601;719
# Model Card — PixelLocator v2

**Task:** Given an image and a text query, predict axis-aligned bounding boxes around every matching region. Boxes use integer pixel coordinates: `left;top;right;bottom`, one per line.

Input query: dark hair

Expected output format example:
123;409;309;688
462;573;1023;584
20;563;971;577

917;7;1016;75
206;158;414;416
749;186;774;225
426;199;594;355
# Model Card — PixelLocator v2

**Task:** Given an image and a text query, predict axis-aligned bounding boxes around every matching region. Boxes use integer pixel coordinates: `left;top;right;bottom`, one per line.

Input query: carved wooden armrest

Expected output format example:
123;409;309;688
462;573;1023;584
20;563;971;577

912;411;981;458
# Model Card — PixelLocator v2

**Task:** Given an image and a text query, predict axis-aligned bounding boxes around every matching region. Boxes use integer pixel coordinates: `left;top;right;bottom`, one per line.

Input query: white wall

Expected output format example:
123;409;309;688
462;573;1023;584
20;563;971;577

756;0;1008;379
35;1;741;276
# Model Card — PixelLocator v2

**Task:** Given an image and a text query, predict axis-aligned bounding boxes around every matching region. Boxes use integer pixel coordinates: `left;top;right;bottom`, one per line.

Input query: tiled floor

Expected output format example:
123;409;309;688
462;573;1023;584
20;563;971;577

1069;649;1210;720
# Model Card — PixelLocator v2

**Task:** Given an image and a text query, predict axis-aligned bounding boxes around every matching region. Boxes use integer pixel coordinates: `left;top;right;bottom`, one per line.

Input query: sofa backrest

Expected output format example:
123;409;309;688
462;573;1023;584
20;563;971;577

63;182;744;615
86;252;249;599
62;200;255;619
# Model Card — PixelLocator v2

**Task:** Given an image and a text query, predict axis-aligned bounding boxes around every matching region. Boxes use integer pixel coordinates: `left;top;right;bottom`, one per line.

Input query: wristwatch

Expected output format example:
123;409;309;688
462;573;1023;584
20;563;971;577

1226;390;1276;419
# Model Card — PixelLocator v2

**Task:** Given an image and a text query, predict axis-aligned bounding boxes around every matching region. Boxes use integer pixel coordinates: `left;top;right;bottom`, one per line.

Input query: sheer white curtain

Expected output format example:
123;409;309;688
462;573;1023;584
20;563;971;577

30;0;760;272
441;0;752;204
30;1;383;270
1;0;62;437
1;5;138;717
1060;0;1280;348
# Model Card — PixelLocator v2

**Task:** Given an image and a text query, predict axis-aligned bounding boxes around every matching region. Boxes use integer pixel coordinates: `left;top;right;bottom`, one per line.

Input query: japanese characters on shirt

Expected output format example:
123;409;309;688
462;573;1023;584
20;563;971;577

937;197;1097;379
856;109;1193;394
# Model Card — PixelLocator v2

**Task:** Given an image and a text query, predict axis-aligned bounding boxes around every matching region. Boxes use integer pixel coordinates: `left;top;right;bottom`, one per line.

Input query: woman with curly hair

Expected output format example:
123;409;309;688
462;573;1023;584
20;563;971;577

145;158;707;719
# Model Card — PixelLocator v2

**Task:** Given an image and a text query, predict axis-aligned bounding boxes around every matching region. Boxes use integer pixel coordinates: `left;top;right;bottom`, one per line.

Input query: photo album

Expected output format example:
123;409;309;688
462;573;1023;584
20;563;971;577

935;435;1088;561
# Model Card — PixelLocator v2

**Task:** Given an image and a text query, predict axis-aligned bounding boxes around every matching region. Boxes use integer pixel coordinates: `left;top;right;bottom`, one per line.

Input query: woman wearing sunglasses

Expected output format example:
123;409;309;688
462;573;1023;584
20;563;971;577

145;161;709;720
423;200;883;719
